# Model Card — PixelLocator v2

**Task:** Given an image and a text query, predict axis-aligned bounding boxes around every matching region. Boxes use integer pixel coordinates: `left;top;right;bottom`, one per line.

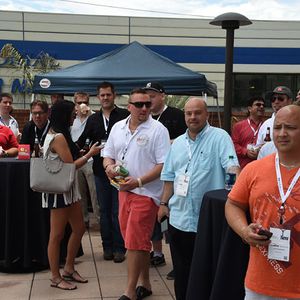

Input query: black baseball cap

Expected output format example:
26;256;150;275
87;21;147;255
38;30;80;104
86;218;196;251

143;82;165;93
271;86;293;99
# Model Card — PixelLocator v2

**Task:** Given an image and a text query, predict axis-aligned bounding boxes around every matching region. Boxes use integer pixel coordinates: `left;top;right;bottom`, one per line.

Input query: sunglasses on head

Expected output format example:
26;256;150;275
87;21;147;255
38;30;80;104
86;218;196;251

271;95;286;102
129;101;152;108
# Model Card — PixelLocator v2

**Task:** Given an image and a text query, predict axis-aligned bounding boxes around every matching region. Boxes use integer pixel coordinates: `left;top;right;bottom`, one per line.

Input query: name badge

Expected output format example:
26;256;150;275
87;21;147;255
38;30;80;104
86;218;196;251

100;139;107;157
267;227;291;262
175;174;190;197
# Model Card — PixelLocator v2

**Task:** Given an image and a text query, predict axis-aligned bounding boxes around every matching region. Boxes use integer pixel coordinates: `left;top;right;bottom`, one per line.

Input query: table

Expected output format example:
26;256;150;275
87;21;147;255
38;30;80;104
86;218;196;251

186;189;249;300
0;158;83;273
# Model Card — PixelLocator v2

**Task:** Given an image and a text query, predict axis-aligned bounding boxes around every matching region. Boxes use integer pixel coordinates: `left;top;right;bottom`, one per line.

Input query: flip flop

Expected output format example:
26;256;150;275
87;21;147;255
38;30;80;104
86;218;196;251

62;270;88;283
136;285;152;299
50;278;77;290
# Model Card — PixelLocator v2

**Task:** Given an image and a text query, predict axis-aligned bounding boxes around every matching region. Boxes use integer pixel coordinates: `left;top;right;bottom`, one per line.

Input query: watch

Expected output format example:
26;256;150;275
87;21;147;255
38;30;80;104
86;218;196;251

3;151;8;157
160;202;168;207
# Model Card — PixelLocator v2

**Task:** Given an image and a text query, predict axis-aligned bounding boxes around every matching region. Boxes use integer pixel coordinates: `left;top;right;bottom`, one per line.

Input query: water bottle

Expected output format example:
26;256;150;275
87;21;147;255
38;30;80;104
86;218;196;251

225;155;237;190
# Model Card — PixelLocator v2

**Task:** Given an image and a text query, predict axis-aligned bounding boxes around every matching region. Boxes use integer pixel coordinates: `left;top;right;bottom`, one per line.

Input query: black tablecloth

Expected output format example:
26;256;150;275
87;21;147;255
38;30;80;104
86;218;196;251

0;158;83;273
186;189;249;300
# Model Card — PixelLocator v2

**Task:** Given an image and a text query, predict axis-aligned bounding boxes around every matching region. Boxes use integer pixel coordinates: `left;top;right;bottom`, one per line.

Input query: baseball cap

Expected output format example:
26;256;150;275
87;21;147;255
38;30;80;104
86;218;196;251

271;86;293;99
143;82;165;93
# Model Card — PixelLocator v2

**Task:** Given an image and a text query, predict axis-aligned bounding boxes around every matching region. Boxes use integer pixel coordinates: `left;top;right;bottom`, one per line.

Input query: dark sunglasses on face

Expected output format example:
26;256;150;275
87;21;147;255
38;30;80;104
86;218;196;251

32;111;46;116
271;96;286;102
129;101;152;108
76;101;88;105
254;103;264;107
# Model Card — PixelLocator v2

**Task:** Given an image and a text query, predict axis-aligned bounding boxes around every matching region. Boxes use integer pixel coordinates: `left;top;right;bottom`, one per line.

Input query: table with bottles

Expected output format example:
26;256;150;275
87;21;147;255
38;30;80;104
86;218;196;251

186;189;250;300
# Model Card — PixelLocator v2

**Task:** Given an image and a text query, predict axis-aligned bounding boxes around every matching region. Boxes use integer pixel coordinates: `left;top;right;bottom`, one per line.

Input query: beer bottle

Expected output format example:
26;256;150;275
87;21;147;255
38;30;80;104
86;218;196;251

34;137;40;157
83;138;90;154
114;165;129;177
264;127;271;142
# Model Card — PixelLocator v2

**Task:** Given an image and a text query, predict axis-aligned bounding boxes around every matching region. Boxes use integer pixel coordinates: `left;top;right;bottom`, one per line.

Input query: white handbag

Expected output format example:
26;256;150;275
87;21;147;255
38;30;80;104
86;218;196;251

30;147;76;194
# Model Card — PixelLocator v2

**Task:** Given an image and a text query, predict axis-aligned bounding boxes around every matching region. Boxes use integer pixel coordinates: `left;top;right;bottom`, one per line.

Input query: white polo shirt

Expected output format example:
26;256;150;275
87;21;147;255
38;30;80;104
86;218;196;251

103;115;170;204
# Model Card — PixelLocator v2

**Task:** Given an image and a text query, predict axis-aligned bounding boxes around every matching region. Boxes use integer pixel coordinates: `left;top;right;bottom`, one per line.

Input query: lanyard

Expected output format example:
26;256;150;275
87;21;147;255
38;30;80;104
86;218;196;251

153;105;168;122
275;153;300;223
35;120;50;145
0;116;16;128
247;118;261;138
120;118;139;161
184;124;210;173
102;113;109;135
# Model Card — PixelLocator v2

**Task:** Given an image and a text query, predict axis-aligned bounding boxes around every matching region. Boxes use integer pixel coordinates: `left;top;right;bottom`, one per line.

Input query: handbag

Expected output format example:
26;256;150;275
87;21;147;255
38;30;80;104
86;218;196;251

30;146;76;194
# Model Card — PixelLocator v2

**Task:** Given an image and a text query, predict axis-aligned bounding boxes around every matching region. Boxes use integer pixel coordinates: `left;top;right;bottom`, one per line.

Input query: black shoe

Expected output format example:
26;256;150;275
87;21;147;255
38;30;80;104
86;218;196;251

103;250;113;260
150;254;166;267
136;286;152;299
166;269;175;280
113;252;125;263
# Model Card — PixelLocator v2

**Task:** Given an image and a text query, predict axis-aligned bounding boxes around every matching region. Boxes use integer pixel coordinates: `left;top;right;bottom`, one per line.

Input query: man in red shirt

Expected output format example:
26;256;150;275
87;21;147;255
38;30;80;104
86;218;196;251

0;125;18;157
231;96;265;169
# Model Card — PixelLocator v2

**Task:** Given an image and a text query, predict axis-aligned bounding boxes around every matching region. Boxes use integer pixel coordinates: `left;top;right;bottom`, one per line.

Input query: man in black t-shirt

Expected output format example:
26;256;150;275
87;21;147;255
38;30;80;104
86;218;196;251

143;82;186;279
20;100;50;154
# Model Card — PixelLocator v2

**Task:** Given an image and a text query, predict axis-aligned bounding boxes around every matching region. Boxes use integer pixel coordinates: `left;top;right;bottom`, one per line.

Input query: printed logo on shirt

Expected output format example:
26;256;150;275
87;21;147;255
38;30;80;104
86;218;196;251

136;134;149;146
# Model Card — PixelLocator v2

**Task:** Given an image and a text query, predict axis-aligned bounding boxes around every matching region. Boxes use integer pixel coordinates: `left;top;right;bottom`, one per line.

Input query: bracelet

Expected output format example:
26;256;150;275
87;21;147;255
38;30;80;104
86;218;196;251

82;155;88;161
160;202;168;207
137;177;143;188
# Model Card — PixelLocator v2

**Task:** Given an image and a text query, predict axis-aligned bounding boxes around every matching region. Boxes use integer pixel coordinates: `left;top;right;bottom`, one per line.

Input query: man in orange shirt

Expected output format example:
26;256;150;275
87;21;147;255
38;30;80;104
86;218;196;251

225;105;300;299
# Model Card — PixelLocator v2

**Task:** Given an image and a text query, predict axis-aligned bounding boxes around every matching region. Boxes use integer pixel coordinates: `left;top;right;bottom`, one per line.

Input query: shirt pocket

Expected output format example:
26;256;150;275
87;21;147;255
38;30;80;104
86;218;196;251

197;151;213;170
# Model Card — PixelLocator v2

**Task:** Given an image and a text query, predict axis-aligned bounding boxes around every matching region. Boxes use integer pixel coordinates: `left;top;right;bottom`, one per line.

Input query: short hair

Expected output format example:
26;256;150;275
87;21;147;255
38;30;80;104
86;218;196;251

130;88;148;96
247;96;264;107
0;92;13;102
30;100;49;113
96;81;115;94
74;92;89;102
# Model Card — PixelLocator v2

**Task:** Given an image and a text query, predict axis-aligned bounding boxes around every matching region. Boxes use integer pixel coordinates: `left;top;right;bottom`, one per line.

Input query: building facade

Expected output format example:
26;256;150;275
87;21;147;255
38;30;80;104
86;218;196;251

0;10;300;109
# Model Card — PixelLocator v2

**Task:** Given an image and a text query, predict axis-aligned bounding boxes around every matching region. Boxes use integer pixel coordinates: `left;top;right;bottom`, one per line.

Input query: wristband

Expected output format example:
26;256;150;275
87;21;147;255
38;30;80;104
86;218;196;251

137;177;143;187
160;202;168;207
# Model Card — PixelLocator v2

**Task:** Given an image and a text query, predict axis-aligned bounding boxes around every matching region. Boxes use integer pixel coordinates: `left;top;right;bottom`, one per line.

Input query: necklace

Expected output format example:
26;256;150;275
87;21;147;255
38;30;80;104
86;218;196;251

279;161;300;170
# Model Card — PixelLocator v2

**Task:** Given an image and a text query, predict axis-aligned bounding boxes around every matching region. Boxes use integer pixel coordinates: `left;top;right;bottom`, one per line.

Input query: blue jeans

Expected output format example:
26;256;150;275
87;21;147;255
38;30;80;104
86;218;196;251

94;175;125;254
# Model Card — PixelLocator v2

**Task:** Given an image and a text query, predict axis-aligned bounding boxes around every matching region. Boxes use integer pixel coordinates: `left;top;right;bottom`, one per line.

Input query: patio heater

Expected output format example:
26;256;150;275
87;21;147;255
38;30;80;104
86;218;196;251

210;12;252;134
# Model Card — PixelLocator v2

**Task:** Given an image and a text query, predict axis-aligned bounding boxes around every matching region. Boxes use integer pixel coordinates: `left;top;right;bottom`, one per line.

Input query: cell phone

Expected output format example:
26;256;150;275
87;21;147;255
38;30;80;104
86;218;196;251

257;228;273;240
160;215;168;223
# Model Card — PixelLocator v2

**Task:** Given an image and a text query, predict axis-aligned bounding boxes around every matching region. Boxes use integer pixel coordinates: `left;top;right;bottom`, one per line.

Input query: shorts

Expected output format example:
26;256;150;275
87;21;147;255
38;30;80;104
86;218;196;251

119;191;158;251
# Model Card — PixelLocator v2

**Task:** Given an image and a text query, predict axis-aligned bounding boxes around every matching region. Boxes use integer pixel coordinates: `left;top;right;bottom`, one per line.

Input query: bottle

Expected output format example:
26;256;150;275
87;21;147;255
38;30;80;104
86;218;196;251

225;155;237;190
33;137;40;158
264;127;271;142
83;138;90;154
114;165;129;177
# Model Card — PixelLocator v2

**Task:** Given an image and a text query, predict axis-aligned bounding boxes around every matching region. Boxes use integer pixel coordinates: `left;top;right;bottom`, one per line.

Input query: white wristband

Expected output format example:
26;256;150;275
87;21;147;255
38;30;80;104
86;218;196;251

137;177;143;187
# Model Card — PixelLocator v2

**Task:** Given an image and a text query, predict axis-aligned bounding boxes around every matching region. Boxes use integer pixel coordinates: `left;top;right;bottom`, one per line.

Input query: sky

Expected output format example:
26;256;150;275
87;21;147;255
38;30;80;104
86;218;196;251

1;0;300;21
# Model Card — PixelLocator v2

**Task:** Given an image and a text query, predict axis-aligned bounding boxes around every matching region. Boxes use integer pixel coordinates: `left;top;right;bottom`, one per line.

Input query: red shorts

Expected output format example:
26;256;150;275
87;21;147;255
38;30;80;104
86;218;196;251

118;191;158;251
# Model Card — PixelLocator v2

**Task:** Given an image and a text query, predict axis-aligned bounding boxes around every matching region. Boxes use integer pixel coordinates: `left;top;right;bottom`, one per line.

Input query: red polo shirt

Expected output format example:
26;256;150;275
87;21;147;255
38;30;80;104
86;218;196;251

0;125;19;150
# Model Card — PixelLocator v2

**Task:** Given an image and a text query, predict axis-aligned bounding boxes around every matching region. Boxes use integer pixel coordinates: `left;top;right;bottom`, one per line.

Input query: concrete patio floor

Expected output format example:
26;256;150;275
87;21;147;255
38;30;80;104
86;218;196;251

0;221;175;300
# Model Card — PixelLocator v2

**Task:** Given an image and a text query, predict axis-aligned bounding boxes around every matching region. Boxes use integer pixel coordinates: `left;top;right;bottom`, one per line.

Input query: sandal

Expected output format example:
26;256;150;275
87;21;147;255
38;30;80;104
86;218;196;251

136;286;152;299
62;270;88;283
50;278;77;290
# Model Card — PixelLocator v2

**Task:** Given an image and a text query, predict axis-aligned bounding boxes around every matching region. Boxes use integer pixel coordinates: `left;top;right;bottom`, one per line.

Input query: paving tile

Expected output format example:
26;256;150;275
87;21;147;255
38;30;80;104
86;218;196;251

0;280;32;299
30;277;101;300
0;272;34;281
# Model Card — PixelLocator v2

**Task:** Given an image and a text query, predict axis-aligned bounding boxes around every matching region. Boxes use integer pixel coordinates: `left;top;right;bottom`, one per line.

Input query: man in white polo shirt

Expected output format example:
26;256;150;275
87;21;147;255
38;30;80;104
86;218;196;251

103;88;170;300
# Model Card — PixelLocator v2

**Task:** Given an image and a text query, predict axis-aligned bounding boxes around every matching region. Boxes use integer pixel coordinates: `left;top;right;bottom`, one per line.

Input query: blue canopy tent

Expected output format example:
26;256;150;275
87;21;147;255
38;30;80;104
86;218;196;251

33;41;217;97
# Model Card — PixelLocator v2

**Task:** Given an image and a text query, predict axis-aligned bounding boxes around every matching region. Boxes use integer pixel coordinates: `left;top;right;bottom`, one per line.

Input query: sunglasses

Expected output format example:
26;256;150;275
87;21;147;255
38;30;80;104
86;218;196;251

271;96;286;102
32;111;46;116
76;101;88;105
129;101;152;108
254;103;264;107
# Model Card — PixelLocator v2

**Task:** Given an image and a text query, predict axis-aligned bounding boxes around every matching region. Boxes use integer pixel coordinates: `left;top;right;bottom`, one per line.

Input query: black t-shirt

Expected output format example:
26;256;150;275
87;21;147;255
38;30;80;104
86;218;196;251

76;106;129;177
20;120;50;152
152;106;187;140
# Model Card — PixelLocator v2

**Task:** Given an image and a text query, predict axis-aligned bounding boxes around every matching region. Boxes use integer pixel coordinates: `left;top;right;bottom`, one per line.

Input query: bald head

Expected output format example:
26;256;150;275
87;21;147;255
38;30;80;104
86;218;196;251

184;97;208;137
273;105;300;155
